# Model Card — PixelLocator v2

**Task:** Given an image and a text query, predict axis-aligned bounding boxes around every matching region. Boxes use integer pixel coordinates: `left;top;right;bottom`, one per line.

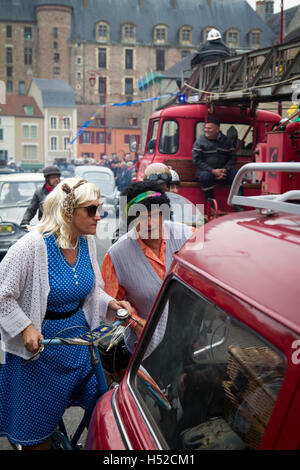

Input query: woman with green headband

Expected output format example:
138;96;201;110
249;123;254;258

102;181;192;354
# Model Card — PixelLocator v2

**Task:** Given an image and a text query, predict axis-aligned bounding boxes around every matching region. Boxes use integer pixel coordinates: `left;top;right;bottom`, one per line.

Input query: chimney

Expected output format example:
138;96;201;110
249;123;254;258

83;0;88;8
256;1;266;20
173;0;177;9
138;0;144;7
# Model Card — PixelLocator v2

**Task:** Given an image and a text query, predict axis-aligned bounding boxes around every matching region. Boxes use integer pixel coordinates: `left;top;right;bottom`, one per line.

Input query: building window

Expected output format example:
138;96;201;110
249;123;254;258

23;125;37;138
98;48;107;68
0;129;3;140
76;57;81;64
6;25;12;38
24;105;34;116
53;67;60;75
24;26;32;40
156;49;165;71
19;81;25;95
97;22;109;42
24;48;32;65
54;53;60;64
226;28;239;47
125;78;134;97
6;66;13;77
6;47;13;64
125;49;133;69
180;26;192;44
50;117;57;129
6;80;13;93
23;125;29;138
23;145;37;160
64;137;70;150
31;126;37;138
122;24;136;42
98;77;107;104
53;41;58;49
50;137;57;150
63;117;70;129
154;25;168;44
83;132;90;144
0;150;8;162
250;29;261;48
53;27;58;38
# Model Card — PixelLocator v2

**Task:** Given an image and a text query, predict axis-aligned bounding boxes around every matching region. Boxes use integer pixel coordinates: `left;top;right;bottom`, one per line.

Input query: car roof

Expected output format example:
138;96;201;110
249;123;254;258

175;211;300;334
0;173;44;182
75;165;114;176
151;104;280;125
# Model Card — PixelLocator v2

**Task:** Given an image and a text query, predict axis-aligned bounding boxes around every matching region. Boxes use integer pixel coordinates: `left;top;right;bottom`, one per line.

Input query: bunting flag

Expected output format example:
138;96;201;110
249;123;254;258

69;91;179;145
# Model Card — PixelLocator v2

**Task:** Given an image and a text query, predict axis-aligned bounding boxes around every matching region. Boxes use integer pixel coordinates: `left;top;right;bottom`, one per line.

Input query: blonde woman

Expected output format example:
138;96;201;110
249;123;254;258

0;178;129;450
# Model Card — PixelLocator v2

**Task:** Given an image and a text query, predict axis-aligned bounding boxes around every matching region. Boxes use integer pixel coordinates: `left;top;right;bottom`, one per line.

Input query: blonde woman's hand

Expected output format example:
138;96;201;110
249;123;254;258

22;324;44;354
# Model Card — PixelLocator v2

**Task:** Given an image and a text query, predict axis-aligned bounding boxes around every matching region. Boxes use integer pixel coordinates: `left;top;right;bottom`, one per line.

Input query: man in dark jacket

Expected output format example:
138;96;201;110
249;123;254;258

20;165;61;226
192;116;238;203
191;28;231;68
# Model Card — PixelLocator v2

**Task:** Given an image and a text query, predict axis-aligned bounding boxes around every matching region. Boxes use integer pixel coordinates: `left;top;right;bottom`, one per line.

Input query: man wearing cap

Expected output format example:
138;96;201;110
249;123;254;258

192;116;238;204
20;165;61;226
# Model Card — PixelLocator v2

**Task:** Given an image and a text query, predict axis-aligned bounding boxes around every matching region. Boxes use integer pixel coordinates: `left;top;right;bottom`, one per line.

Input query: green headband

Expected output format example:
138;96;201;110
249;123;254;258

126;191;162;216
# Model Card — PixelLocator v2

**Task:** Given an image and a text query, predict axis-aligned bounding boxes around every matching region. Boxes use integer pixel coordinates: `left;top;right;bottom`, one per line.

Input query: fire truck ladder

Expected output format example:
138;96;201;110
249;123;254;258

165;39;300;108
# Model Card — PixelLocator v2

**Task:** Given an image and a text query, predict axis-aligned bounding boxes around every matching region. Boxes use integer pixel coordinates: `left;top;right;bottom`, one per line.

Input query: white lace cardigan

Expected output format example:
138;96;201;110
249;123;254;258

0;231;113;359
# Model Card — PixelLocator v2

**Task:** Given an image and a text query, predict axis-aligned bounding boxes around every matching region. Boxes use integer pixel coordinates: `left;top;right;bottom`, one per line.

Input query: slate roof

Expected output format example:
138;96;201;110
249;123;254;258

0;95;43;117
266;6;299;40
31;79;76;108
0;0;275;48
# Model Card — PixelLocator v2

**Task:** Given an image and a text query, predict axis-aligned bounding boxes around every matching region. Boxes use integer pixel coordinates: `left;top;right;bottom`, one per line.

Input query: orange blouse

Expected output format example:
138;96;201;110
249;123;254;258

101;235;166;303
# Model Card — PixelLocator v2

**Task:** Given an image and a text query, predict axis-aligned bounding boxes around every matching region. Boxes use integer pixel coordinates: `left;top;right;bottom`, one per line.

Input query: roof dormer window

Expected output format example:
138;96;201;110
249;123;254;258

122;23;136;43
226;28;239;48
96;21;110;42
179;26;192;45
154;24;168;44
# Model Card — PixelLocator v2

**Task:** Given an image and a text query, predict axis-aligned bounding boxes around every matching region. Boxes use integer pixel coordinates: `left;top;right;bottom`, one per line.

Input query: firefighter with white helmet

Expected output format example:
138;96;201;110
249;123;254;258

207;28;222;41
191;27;231;67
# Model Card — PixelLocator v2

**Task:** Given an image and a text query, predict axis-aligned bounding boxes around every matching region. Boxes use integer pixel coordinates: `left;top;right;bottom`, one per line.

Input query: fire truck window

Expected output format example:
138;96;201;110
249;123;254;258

194;122;253;153
159;120;179;154
132;281;286;450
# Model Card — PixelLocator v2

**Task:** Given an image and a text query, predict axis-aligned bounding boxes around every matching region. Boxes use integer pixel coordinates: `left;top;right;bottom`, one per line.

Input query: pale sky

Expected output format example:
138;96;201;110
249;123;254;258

247;0;300;13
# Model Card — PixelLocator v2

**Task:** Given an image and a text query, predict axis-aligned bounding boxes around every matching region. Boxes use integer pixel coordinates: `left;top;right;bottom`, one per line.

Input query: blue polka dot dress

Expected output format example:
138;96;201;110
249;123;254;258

0;234;108;447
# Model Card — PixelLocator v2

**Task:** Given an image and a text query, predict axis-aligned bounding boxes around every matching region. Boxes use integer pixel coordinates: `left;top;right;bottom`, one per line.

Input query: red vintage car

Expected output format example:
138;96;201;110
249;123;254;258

86;163;300;451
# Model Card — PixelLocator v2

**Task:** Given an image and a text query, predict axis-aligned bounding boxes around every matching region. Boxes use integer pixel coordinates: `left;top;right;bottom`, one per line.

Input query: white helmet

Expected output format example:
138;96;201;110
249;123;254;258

207;28;222;41
170;169;180;183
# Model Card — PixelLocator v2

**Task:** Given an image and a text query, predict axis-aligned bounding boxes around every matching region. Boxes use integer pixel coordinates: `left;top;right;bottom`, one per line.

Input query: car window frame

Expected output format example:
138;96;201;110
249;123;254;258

126;275;287;450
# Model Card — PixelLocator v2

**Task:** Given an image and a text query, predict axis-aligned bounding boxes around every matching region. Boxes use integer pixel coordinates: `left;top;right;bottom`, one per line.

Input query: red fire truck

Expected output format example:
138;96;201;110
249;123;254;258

86;41;300;452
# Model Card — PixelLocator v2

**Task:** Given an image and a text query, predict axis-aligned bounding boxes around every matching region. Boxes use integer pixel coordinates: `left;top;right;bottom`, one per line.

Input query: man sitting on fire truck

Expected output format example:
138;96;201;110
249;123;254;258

192;115;243;210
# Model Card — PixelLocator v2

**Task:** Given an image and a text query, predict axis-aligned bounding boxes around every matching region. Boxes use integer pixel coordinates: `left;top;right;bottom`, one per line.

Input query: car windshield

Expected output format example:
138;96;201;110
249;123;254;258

130;280;285;450
81;173;115;196
166;192;203;226
0;181;42;205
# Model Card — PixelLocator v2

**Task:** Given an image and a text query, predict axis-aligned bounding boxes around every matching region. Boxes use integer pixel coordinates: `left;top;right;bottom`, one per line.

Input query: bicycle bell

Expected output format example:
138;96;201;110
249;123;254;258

116;308;130;321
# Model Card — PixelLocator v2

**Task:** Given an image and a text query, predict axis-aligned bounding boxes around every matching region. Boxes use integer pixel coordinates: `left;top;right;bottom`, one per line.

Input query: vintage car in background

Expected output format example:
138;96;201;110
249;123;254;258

86;163;300;451
74;166;119;216
0;173;44;261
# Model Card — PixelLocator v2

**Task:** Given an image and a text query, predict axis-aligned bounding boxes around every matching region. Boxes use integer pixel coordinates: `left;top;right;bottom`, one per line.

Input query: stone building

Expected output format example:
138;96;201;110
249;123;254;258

0;0;276;105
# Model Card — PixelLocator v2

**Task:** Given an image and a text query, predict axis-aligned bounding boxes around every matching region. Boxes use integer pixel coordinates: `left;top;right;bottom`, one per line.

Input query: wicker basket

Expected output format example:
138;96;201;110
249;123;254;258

223;346;284;449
